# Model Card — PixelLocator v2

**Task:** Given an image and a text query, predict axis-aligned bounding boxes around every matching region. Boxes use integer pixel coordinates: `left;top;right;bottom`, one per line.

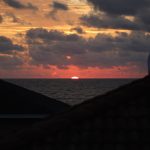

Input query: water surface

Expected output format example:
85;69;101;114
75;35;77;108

6;79;135;105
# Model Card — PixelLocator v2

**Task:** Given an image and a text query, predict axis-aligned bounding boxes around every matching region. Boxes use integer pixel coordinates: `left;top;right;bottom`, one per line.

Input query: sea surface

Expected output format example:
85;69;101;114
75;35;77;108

6;79;135;105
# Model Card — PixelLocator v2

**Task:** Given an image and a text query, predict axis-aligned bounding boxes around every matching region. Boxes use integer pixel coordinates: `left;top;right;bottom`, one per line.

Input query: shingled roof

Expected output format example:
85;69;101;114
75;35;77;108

0;79;70;115
1;76;150;150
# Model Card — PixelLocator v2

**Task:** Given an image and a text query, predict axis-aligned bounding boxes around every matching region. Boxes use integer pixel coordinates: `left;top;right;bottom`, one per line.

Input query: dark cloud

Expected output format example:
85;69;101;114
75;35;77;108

0;55;23;69
136;8;150;25
81;12;150;32
51;1;68;11
82;0;150;32
86;32;150;54
26;28;82;43
87;0;150;15
48;1;69;20
81;14;140;31
0;36;24;53
26;28;149;71
26;29;86;69
3;0;38;10
71;27;85;34
0;36;24;70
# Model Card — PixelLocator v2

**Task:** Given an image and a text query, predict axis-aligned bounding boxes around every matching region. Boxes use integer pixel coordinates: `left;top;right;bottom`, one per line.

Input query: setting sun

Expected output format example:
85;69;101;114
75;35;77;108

71;76;80;80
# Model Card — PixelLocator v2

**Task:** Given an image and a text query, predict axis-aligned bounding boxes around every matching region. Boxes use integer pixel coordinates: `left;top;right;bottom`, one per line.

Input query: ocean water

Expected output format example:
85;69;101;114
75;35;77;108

6;79;135;105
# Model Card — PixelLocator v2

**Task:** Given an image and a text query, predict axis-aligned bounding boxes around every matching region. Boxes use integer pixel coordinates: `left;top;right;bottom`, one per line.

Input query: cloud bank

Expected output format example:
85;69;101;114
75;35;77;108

81;0;150;32
26;28;148;71
0;36;24;53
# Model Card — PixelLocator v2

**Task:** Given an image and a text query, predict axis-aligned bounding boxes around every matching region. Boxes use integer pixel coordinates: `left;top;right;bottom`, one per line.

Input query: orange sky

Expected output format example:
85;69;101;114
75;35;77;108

0;0;147;78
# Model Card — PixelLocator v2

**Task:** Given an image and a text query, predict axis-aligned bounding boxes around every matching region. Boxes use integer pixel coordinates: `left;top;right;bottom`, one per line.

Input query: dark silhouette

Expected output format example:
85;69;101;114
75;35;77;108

1;76;150;150
0;79;70;114
0;80;70;140
148;53;150;75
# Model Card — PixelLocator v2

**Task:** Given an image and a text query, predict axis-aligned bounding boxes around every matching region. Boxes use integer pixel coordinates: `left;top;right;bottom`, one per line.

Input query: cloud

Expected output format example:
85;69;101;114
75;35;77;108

26;28;82;43
26;29;86;69
7;13;19;22
3;0;38;10
4;13;31;25
81;0;150;32
87;0;150;15
81;14;140;31
26;28;149;71
70;27;85;34
48;1;69;20
51;1;68;11
0;36;24;54
0;54;23;69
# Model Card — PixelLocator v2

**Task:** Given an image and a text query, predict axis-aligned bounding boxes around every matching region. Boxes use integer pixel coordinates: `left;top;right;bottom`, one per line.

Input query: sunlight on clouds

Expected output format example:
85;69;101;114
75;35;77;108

124;16;135;22
0;0;90;37
0;0;122;39
0;0;147;78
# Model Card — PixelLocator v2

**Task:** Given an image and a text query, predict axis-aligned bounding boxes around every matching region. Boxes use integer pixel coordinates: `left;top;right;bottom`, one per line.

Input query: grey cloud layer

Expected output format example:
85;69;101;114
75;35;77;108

0;36;24;69
26;28;149;70
87;0;150;15
0;36;24;53
0;55;23;69
81;0;150;31
0;28;148;72
3;0;38;10
81;14;140;31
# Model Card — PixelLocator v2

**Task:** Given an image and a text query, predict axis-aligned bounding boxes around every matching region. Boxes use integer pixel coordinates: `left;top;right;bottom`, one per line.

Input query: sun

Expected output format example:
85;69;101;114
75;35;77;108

71;76;80;80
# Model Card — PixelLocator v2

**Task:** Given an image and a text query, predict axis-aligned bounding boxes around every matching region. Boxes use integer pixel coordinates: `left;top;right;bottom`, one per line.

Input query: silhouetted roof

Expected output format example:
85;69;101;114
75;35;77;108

0;80;70;114
1;76;150;150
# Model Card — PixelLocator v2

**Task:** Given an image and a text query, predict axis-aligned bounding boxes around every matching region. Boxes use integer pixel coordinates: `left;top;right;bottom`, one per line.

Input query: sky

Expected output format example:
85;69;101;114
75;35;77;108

0;0;150;78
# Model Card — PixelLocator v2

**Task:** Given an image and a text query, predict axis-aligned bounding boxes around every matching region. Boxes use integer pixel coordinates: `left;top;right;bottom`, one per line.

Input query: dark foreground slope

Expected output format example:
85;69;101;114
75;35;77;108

0;79;70;114
0;80;70;140
1;76;150;150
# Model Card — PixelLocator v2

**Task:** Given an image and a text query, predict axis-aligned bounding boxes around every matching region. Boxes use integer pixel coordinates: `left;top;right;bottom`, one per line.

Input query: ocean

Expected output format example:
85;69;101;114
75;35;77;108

6;79;135;105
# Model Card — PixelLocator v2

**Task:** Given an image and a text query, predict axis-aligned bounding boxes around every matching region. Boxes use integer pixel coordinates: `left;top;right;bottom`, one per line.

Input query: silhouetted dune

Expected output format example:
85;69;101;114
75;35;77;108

1;76;150;150
0;79;70;114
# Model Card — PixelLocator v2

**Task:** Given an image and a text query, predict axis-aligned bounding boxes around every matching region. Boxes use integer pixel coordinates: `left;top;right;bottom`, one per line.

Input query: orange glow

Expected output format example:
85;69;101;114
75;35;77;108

71;76;80;80
0;0;147;79
0;62;146;78
0;64;145;78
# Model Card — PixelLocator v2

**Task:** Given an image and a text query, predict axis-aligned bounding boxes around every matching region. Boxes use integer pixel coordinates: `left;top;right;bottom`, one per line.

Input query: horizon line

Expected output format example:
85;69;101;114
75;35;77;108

1;77;140;80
